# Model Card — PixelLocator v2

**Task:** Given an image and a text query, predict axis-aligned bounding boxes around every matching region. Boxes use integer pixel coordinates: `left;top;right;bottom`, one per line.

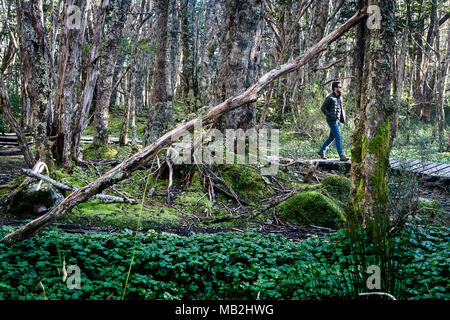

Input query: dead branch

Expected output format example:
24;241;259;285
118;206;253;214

0;7;368;244
22;169;136;204
303;161;319;183
247;189;298;220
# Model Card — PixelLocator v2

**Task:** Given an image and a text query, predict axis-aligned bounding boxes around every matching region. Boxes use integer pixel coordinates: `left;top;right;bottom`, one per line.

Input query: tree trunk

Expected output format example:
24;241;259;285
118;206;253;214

0;74;35;168
72;0;110;161
348;0;395;242
214;0;264;131
144;0;170;146
19;0;53;167
93;0;132;146
199;0;225;106
434;21;449;151
55;0;88;170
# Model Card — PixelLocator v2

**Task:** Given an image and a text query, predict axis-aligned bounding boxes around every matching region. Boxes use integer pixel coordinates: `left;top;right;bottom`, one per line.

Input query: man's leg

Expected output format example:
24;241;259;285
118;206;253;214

319;124;335;154
329;122;344;157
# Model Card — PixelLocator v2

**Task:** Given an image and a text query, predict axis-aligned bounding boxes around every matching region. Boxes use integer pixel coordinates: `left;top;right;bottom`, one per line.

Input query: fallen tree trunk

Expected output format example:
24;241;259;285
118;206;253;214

0;7;367;244
22;169;137;204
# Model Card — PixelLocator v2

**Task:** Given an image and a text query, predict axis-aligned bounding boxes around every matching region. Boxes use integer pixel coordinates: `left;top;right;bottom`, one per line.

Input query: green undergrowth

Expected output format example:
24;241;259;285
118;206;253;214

0;224;447;300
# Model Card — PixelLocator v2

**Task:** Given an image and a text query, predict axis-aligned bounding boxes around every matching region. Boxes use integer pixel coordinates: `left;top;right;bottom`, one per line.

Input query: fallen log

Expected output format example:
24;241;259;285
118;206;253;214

22;169;136;204
0;7;368;244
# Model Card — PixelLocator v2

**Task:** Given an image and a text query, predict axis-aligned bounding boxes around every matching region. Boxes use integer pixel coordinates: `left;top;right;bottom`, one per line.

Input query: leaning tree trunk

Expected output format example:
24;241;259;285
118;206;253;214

348;0;395;242
144;0;170;146
214;0;264;131
93;0;132;146
0;7;368;244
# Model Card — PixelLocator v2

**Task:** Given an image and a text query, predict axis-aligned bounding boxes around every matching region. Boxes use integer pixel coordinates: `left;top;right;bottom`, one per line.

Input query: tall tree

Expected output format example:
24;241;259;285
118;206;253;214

55;0;88;170
144;0;170;146
18;0;54;166
214;0;264;130
199;0;225;106
93;0;132;147
348;0;396;241
72;0;110;161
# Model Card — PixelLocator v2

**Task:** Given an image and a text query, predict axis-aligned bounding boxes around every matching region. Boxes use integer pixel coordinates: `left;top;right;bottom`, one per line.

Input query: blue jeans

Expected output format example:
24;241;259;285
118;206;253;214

319;122;344;157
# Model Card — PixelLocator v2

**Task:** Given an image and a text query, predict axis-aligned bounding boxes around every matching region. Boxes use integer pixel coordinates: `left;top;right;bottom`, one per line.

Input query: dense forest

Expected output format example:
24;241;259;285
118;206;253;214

0;0;448;303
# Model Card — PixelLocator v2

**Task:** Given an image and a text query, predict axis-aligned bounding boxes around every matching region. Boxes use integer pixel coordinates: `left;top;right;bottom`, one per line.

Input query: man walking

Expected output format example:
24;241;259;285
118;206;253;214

318;81;349;161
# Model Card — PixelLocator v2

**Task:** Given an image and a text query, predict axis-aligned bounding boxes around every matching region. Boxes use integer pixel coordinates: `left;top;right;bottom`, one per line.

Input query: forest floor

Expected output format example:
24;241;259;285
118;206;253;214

0;142;448;240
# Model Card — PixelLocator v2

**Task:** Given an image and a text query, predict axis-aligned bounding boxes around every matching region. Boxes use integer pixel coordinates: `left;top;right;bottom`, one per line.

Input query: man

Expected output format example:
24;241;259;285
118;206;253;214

318;81;349;161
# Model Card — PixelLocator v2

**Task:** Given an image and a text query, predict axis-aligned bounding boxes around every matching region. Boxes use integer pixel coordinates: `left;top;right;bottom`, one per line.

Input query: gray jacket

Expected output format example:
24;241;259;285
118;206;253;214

321;92;346;124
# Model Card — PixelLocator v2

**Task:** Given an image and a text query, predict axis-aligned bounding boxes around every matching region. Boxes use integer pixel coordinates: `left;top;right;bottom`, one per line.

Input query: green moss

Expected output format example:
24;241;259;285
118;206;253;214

0;187;11;199
322;175;351;203
278;191;345;228
289;182;323;191
176;191;213;213
188;172;204;191
83;144;118;160
218;164;274;203
64;200;182;229
54;167;93;190
368;117;391;205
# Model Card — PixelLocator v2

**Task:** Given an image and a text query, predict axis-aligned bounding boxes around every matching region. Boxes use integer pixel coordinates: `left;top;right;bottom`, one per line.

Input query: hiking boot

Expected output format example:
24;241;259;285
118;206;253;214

318;151;327;160
340;155;349;162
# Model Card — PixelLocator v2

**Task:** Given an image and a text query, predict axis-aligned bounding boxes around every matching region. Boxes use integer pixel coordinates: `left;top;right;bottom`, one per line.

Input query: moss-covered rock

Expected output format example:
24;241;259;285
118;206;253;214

322;175;351;202
218;164;274;202
5;182;64;216
278;191;345;228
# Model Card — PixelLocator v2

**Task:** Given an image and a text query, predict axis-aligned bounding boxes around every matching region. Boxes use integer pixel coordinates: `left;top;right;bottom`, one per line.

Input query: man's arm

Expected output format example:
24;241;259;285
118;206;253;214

321;97;336;121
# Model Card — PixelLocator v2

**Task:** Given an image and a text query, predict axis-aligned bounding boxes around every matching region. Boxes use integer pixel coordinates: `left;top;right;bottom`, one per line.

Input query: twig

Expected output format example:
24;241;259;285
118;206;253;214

359;292;397;300
247;189;299;220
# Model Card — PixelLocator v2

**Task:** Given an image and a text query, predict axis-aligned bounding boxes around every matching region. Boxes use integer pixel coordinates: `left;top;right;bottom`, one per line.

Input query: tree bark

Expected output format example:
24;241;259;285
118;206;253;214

144;0;170;146
93;0;132;146
55;0;88;170
348;0;395;241
214;0;264;131
19;0;53;167
72;0;110;161
434;21;449;151
199;0;225;106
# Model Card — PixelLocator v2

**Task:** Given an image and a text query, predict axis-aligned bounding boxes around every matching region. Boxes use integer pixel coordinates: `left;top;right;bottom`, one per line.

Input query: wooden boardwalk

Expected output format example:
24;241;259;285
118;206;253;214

281;156;450;183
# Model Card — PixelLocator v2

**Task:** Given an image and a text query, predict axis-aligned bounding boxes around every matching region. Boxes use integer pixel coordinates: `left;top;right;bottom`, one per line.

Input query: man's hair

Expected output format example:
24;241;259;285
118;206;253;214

332;81;341;91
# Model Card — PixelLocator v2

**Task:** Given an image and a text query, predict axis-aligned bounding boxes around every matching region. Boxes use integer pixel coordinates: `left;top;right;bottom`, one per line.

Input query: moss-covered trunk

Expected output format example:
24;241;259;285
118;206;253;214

347;0;396;242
